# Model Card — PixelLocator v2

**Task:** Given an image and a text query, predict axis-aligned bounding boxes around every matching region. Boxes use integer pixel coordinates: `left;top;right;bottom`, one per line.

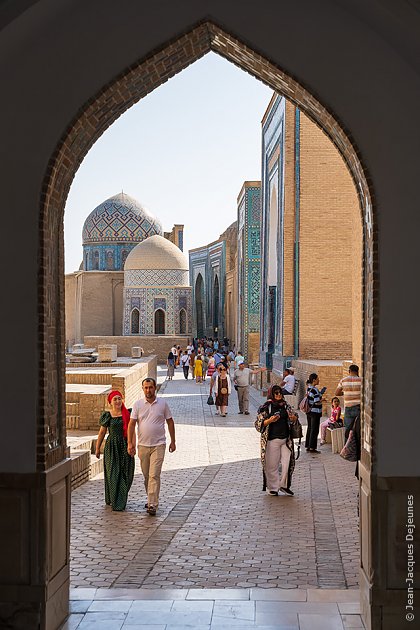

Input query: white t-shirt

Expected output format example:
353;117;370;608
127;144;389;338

234;355;245;368
283;374;295;394
130;398;172;447
180;354;190;366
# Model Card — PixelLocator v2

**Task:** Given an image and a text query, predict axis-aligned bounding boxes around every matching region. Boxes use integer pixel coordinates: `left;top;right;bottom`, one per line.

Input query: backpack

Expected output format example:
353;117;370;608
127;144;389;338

299;394;311;414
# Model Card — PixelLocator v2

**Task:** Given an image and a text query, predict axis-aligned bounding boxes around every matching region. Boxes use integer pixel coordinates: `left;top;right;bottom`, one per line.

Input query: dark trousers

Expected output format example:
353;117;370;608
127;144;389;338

344;405;360;440
305;412;321;450
182;366;189;379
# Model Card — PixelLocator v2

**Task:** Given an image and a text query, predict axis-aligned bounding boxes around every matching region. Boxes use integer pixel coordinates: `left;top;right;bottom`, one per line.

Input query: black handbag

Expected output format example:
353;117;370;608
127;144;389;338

289;417;303;440
288;415;302;460
207;395;214;405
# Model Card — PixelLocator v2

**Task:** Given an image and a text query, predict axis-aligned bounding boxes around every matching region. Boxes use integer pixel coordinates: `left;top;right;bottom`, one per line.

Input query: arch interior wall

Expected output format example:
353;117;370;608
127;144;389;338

1;4;420;629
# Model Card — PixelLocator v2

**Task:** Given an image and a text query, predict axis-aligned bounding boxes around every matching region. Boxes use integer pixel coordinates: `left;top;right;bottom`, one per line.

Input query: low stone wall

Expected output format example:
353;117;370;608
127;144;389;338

84;335;190;362
65;356;157;430
111;358;157;409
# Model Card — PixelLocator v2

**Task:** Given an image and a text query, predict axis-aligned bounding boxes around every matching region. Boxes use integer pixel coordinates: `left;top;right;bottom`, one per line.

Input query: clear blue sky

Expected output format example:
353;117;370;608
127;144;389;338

64;52;272;272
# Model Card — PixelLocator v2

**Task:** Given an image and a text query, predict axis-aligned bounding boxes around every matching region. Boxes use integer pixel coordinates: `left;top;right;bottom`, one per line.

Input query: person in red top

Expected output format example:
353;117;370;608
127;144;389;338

320;397;342;445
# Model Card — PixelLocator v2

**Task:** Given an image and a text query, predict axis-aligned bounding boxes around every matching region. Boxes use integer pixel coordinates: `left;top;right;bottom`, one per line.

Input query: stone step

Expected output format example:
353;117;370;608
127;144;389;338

66;415;80;430
66;402;80;415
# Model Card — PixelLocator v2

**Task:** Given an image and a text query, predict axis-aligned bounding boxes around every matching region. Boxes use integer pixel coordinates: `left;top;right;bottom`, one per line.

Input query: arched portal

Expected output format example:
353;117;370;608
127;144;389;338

154;309;165;335
130;308;139;334
213;274;220;332
195;273;205;337
179;308;187;335
31;18;384;630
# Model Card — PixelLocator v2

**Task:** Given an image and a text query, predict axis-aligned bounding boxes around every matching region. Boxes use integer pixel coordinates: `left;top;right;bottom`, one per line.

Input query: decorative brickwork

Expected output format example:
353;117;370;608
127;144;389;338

39;21;375;478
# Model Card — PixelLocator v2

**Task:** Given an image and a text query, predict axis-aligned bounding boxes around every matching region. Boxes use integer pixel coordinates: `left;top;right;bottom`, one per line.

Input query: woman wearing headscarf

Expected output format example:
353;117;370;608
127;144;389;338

95;391;135;511
167;351;175;380
255;385;298;496
210;362;232;417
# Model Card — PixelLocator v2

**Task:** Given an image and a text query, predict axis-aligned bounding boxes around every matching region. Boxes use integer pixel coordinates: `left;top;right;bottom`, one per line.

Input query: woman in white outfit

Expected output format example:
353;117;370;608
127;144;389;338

255;385;298;496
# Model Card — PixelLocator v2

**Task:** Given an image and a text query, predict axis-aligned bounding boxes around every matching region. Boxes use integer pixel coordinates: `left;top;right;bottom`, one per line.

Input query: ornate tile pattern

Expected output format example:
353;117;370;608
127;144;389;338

238;185;262;358
82;192;162;244
124;269;189;287
123;287;191;336
82;193;162;271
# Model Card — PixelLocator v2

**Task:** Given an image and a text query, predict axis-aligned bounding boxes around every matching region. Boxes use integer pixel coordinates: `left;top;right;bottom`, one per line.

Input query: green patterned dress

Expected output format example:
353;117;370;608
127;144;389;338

100;411;135;511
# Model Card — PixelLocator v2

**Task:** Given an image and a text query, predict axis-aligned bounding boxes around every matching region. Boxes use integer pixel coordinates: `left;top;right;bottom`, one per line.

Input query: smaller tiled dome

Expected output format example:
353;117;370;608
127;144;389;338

125;235;188;271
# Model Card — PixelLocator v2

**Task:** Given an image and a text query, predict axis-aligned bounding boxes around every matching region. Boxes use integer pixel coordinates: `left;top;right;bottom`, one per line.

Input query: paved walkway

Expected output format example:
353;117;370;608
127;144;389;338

70;366;359;594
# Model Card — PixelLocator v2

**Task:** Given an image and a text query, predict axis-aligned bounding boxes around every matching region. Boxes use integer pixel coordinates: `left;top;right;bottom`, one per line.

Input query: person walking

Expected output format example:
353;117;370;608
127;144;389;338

96;390;135;511
234;350;245;369
210;363;231;417
166;351;175;380
255;385;298;496
128;378;176;516
180;350;190;379
194;354;203;383
233;361;266;415
305;373;326;453
335;364;362;439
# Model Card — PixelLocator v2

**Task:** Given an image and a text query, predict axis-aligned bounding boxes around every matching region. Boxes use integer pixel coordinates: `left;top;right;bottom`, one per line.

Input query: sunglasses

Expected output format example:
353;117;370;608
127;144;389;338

219;368;226;371
273;391;283;396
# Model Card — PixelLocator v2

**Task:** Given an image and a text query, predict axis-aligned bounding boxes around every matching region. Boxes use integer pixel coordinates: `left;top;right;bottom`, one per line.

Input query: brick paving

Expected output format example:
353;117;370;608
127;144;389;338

70;366;359;590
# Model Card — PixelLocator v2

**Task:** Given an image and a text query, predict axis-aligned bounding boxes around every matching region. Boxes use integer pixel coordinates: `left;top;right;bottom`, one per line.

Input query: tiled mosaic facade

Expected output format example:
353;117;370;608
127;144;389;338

82;192;162;271
124;269;189;287
237;183;261;361
123;285;192;336
189;240;225;339
260;96;285;370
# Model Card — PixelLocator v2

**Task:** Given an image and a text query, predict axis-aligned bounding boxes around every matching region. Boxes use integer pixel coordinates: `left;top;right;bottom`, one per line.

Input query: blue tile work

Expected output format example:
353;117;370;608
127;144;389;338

259;96;286;367
189;242;225;339
124;269;189;287
237;185;262;360
82;192;162;271
123;286;192;336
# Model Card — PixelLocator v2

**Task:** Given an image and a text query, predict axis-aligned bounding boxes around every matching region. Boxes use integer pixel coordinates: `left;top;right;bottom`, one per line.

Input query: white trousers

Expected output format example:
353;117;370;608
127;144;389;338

265;438;291;491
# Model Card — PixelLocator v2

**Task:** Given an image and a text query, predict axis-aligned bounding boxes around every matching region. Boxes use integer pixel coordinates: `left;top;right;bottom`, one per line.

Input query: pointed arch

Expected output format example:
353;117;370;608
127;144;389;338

130;308;140;334
195;273;205;338
179;308;187;335
154;308;165;335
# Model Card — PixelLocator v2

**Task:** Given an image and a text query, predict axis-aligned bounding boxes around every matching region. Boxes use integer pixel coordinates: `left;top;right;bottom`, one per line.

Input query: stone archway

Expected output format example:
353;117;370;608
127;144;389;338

37;19;377;630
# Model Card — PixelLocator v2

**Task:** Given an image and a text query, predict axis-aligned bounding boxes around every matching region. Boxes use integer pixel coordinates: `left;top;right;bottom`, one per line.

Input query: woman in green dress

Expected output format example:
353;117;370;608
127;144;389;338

95;390;135;511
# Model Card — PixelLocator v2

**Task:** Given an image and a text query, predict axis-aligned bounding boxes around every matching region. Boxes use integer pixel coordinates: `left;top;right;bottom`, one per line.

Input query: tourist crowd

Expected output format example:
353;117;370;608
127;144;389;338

95;339;362;512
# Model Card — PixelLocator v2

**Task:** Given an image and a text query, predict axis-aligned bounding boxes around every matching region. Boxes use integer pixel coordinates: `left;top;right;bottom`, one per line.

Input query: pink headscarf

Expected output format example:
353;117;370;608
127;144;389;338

107;390;130;438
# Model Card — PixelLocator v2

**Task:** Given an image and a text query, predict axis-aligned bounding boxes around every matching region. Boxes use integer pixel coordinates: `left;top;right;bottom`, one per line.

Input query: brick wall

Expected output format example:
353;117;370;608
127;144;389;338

282;100;297;357
298;112;361;360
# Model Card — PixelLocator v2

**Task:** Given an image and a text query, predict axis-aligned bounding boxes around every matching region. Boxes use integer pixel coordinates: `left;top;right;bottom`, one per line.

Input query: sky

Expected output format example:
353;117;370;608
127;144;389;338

64;52;272;273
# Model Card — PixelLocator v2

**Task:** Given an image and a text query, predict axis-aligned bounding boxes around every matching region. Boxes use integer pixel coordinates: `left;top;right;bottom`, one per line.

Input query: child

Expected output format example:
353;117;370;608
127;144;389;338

320;397;342;445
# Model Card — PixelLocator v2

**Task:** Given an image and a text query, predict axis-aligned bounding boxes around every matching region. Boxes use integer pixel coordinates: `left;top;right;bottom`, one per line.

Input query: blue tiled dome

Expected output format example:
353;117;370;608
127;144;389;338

82;192;162;244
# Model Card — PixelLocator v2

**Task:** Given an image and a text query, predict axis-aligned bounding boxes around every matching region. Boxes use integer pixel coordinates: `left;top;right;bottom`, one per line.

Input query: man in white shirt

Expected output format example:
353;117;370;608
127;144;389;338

180;351;190;379
128;378;176;516
234;351;245;369
233;361;266;414
280;368;296;395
